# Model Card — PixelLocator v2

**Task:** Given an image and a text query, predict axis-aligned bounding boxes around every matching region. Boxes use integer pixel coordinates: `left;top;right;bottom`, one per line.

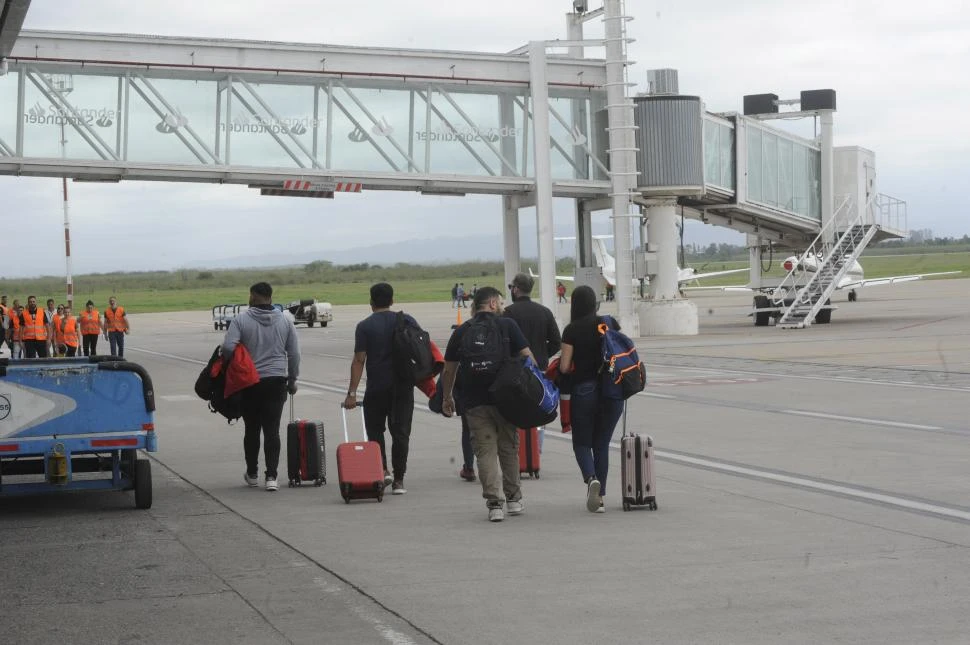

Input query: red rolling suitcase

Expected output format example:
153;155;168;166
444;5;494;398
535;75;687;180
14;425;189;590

518;427;541;479
337;406;385;503
286;397;326;487
619;404;658;511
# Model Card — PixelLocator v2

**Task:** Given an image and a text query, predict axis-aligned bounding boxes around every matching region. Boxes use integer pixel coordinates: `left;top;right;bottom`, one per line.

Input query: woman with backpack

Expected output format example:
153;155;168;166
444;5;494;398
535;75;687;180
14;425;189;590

558;285;624;513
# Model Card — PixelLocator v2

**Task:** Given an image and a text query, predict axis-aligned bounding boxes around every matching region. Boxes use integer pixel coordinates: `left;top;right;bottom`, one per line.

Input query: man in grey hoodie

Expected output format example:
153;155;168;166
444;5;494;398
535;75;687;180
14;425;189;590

223;282;300;492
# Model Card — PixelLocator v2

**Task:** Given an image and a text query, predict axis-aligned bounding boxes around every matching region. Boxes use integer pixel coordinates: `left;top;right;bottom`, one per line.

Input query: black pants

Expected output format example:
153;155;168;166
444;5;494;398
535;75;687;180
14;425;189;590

363;385;414;480
65;345;78;357
24;340;48;358
82;334;98;356
241;377;287;479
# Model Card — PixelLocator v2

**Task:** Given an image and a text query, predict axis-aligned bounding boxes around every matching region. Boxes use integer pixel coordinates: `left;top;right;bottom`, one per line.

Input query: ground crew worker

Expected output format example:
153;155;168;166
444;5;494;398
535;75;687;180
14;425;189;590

58;304;81;357
103;296;129;357
80;300;101;356
52;304;66;357
20;296;52;358
7;303;22;359
0;295;7;356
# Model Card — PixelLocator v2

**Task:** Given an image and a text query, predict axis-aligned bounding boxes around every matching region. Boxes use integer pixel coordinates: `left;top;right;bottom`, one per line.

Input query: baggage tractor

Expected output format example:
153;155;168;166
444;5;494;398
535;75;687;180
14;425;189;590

518;427;541;479
286;396;326;487
619;404;658;511
337;406;385;503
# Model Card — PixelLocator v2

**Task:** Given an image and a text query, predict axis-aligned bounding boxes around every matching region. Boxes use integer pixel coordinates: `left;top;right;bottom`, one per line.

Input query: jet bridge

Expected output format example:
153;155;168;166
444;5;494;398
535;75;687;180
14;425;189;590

0;30;611;197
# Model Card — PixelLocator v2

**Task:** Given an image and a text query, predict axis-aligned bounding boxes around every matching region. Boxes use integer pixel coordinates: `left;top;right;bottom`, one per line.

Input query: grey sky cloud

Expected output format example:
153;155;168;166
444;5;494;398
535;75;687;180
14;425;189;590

1;0;966;278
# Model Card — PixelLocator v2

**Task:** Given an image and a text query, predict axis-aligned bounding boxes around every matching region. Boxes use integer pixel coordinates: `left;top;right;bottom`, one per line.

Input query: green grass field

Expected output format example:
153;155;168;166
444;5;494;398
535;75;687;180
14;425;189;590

1;253;966;313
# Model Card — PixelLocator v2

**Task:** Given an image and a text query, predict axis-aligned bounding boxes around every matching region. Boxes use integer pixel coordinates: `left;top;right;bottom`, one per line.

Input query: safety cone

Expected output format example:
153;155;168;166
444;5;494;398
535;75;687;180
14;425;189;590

451;304;463;330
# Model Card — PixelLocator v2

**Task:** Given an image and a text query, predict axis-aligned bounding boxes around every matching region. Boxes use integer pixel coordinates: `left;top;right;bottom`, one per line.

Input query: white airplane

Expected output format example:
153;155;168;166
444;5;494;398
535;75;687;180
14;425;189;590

532;236;748;288
700;252;961;325
774;254;960;303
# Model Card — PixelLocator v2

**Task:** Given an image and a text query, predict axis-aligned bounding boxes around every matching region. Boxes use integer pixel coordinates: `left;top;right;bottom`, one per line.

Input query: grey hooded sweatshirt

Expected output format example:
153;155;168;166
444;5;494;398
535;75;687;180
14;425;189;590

222;305;300;380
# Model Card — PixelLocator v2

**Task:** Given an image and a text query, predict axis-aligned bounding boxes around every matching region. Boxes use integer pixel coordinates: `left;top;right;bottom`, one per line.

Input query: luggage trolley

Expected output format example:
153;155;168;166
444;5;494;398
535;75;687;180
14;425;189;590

0;357;158;509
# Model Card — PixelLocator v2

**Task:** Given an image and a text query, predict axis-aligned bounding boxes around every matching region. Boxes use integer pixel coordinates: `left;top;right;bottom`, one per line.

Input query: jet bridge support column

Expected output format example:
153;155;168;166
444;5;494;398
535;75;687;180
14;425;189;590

638;199;698;335
502;195;521;298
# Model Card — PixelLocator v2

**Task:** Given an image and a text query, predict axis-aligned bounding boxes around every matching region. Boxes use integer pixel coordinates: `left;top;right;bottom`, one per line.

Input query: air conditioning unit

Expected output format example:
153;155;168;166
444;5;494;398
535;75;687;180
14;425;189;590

647;69;679;95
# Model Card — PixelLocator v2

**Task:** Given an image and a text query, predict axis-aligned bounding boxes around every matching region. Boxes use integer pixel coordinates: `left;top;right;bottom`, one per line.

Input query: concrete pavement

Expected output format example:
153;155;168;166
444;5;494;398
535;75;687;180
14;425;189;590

2;278;968;644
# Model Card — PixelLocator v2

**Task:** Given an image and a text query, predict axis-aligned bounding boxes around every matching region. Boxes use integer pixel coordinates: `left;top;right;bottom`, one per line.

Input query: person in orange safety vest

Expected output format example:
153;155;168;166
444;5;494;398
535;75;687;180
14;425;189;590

102;296;129;358
20;295;53;358
57;303;81;357
80;300;101;357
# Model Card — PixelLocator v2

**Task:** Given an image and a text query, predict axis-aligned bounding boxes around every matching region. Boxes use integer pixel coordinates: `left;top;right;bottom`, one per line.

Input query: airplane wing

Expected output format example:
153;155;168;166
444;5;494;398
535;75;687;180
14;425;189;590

528;267;574;282
680;268;749;283
681;285;755;292
839;271;961;290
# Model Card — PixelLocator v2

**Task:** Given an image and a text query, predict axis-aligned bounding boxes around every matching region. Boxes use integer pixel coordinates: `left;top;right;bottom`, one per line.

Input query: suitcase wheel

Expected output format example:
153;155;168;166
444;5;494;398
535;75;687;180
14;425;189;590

534;471;540;479
314;477;325;487
377;493;384;503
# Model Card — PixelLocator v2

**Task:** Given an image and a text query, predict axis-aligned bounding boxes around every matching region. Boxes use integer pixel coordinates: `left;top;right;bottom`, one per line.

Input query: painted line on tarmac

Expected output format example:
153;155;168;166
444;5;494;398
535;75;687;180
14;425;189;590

783;410;944;431
649;361;970;393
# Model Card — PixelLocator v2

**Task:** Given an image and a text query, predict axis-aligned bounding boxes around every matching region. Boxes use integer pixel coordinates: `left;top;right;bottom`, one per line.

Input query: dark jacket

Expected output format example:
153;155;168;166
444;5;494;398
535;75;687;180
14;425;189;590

503;296;561;370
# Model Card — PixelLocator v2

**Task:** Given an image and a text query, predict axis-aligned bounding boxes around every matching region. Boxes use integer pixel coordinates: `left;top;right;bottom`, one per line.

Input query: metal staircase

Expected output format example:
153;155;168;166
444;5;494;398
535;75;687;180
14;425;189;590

777;196;878;328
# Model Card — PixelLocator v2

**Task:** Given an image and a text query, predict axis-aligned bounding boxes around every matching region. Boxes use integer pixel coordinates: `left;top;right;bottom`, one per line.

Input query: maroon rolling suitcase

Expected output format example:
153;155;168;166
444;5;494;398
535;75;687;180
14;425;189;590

518;427;541;479
286;397;326;487
619;404;658;511
337;406;385;503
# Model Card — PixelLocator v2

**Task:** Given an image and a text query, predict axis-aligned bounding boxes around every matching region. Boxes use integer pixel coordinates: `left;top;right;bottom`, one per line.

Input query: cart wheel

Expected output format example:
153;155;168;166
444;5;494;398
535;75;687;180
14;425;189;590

623;500;631;512
650;501;658;511
134;459;152;510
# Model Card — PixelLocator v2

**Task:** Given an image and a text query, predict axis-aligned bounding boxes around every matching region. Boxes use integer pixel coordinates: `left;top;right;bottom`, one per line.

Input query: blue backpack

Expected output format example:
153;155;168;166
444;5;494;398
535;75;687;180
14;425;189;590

598;316;646;400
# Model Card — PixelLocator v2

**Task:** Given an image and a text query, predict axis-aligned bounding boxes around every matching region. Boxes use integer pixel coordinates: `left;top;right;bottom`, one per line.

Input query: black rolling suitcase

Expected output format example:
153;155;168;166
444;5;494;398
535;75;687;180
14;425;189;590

286;396;326;487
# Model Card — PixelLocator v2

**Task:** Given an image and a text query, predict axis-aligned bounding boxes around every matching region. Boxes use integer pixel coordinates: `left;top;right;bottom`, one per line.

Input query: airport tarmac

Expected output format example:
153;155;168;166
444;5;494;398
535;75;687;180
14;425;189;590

2;278;969;644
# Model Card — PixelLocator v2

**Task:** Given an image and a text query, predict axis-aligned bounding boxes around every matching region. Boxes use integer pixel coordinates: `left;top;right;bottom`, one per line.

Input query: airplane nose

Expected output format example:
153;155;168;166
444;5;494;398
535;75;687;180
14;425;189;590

783;260;794;272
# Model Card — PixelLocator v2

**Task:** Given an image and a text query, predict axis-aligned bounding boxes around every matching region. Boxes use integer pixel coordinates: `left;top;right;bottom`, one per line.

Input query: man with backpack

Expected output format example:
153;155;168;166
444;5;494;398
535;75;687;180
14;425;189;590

440;286;534;522
344;283;428;495
223;282;300;492
504;273;562;454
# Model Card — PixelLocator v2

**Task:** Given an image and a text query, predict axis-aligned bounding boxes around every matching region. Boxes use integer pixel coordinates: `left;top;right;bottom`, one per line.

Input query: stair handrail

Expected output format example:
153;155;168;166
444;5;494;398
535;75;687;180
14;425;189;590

771;193;853;306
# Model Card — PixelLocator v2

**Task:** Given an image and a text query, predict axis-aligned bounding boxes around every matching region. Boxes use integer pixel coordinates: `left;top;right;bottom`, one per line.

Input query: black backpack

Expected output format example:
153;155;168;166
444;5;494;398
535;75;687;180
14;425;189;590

459;315;507;387
194;345;243;423
391;312;435;384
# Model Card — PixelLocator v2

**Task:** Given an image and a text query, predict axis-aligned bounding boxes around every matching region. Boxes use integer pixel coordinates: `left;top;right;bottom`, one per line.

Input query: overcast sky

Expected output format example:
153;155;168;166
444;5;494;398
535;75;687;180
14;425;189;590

1;0;967;278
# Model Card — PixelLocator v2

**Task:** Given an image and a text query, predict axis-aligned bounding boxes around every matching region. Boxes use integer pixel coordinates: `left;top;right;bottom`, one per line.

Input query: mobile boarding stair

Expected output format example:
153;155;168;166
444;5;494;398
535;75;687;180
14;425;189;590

775;196;878;329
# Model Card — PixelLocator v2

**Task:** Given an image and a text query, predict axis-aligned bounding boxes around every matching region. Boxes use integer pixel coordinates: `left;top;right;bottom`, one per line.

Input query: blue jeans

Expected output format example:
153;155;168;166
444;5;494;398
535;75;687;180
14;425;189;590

570;379;624;496
108;331;125;357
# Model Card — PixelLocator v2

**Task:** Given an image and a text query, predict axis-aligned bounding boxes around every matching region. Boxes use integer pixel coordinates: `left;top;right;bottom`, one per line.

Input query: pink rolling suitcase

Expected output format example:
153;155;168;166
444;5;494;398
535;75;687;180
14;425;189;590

337;406;385;503
619;404;658;511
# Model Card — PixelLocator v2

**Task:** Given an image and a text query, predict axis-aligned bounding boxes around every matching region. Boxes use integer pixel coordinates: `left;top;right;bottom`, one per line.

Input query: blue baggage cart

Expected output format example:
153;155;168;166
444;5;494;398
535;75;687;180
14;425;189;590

0;356;157;508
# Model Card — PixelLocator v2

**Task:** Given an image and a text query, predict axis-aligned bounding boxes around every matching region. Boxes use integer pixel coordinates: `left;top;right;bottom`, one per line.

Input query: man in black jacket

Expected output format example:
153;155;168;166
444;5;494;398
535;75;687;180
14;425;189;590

503;273;562;455
504;273;561;371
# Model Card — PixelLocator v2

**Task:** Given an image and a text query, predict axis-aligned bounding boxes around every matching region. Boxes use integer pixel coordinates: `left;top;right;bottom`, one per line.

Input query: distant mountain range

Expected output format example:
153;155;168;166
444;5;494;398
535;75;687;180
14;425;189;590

194;221;743;270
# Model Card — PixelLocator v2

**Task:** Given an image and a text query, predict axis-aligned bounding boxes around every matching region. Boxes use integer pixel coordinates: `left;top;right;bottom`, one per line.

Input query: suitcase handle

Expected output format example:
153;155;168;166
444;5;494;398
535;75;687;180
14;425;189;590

621;400;628;438
289;394;295;424
340;404;367;443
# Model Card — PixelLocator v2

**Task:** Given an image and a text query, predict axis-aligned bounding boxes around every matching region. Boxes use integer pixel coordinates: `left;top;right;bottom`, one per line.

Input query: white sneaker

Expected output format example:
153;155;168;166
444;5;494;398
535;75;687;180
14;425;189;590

244;472;259;487
265;477;279;492
383;471;393;487
488;507;505;522
586;478;601;513
595;500;606;513
507;500;524;516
